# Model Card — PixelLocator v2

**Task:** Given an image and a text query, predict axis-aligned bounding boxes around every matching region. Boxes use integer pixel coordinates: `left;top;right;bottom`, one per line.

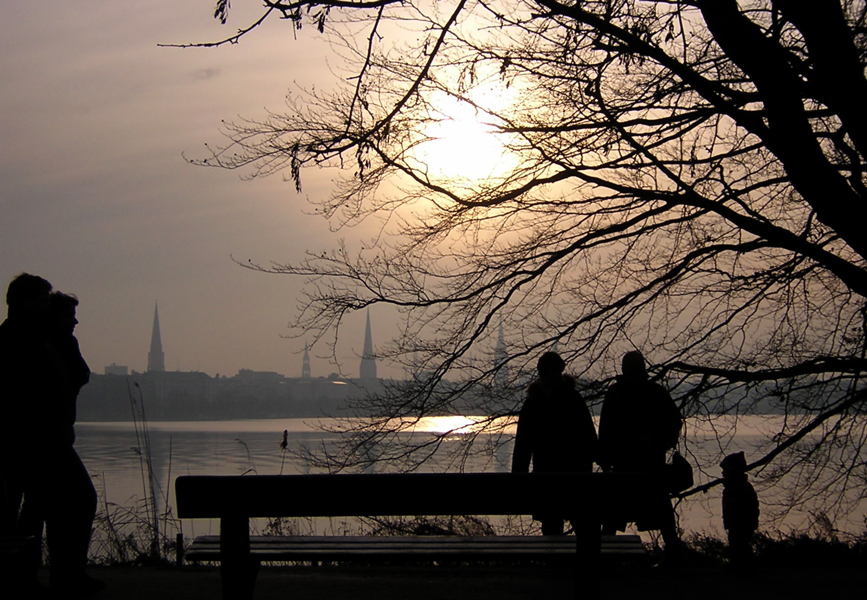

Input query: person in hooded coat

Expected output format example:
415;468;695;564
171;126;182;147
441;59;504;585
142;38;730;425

512;351;597;535
721;451;759;568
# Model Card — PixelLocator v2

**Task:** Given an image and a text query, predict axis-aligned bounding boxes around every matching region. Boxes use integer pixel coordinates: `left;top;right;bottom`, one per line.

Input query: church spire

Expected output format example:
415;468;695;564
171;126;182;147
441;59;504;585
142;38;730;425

148;303;165;372
359;309;377;379
302;342;311;378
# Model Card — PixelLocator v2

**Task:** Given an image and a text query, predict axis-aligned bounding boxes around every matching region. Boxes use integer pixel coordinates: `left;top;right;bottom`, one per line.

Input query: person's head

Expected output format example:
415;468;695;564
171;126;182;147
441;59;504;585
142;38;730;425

537;351;566;379
49;291;80;335
720;451;748;480
621;350;647;379
5;273;52;321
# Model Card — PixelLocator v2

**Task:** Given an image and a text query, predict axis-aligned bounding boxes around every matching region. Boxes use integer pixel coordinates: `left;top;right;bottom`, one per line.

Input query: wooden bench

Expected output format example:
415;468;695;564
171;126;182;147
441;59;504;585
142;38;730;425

175;472;654;600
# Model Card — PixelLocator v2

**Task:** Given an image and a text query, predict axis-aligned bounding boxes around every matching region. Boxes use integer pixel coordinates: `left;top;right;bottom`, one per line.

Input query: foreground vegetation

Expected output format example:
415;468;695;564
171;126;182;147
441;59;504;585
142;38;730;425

80;498;867;569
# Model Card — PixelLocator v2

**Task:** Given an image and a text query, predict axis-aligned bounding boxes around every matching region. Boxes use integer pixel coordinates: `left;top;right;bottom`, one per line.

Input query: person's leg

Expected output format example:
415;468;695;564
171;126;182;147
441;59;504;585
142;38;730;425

1;466;45;594
17;499;45;580
657;495;683;558
600;467;624;535
571;515;602;599
727;528;754;568
44;447;98;589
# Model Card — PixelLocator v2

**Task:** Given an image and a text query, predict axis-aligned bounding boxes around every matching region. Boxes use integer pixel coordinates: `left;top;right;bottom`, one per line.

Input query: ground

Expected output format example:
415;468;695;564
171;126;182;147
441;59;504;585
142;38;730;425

31;564;867;600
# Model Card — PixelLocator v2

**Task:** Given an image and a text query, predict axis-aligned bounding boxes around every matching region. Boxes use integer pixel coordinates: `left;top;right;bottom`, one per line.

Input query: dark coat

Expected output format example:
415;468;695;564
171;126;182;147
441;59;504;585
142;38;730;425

511;374;597;473
0;318;55;455
597;374;682;532
0;319;89;454
722;476;759;533
46;332;90;447
0;317;55;533
598;375;682;471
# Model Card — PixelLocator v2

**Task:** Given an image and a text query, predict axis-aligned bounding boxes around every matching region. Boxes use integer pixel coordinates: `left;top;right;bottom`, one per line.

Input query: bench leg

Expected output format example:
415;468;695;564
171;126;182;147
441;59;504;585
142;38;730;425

574;519;601;600
221;516;259;600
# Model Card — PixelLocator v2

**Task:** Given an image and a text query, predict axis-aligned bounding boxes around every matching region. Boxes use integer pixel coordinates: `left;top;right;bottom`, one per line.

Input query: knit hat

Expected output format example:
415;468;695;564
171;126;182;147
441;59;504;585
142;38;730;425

537;351;566;377
720;451;747;473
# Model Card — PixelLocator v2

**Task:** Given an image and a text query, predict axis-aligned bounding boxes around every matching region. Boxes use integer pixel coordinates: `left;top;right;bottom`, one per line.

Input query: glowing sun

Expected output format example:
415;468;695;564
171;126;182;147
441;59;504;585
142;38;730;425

412;87;519;183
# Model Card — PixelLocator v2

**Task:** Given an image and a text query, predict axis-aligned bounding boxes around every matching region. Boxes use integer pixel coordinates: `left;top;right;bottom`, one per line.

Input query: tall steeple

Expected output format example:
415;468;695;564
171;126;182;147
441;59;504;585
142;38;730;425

359;309;377;379
147;303;165;373
302;342;311;378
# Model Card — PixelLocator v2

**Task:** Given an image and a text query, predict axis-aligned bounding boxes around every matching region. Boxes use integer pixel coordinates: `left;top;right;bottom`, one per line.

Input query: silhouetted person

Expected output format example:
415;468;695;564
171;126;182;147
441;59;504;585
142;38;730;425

31;291;101;595
0;273;53;594
46;292;91;445
598;351;683;556
721;451;759;569
1;279;102;596
512;351;597;535
0;274;53;517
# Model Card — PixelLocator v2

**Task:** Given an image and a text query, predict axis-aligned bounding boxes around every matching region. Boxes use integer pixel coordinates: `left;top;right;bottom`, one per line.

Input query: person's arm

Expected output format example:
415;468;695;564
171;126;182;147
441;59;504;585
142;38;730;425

597;389;614;470
67;335;90;392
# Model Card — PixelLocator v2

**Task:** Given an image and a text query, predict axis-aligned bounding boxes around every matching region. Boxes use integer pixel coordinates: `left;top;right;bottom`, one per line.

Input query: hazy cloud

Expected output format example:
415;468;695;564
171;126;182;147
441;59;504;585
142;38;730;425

0;1;399;378
192;67;221;82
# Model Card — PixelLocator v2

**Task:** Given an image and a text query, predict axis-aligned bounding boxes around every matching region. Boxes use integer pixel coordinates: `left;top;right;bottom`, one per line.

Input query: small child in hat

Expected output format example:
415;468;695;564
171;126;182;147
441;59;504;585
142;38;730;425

721;451;759;568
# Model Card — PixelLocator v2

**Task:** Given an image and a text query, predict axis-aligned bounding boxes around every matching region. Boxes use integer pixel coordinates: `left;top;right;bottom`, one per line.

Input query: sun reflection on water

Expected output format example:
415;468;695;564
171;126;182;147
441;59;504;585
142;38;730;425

402;415;516;435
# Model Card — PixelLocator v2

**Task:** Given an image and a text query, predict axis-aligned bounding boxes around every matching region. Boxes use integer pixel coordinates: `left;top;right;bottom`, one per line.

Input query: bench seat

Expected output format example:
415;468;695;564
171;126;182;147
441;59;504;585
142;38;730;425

184;534;646;562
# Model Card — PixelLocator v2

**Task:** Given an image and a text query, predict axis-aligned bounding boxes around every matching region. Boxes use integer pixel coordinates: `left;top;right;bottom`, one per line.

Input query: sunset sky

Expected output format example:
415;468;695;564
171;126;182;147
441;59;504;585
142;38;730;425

1;1;398;378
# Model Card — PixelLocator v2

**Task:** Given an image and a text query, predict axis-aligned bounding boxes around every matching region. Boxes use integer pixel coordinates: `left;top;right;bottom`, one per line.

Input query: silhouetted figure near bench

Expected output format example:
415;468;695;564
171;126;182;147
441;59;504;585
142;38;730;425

598;351;683;557
721;451;759;570
512;351;597;535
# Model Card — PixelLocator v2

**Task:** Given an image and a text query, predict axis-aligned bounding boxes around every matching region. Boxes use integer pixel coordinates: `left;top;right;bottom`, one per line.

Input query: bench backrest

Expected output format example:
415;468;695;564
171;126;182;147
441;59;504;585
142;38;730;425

175;472;655;520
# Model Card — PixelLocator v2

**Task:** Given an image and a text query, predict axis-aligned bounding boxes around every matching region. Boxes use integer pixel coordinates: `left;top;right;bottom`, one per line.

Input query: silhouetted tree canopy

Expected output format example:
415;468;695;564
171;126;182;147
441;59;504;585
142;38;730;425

187;1;867;526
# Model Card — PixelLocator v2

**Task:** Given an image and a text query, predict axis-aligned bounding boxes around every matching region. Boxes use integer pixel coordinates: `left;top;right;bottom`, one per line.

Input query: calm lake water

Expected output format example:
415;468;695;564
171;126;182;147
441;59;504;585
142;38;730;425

74;416;865;546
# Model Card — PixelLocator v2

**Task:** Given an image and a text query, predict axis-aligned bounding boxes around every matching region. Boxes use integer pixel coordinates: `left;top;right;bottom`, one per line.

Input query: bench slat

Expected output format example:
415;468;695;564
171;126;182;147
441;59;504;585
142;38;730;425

176;472;655;519
184;535;646;561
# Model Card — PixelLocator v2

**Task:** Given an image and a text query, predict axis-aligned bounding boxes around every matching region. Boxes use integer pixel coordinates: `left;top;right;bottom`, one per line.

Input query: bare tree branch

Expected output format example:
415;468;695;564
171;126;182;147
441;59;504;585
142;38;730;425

181;1;867;523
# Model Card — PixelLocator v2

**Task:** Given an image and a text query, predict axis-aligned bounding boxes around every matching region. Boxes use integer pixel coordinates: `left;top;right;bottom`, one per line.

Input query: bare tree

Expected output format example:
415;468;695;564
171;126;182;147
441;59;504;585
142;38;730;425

184;1;867;525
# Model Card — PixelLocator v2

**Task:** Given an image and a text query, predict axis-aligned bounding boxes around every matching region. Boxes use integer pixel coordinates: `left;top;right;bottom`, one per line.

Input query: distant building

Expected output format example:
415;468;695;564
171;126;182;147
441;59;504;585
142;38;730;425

235;368;286;385
359;309;378;380
147;303;165;373
104;363;128;376
77;305;394;421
